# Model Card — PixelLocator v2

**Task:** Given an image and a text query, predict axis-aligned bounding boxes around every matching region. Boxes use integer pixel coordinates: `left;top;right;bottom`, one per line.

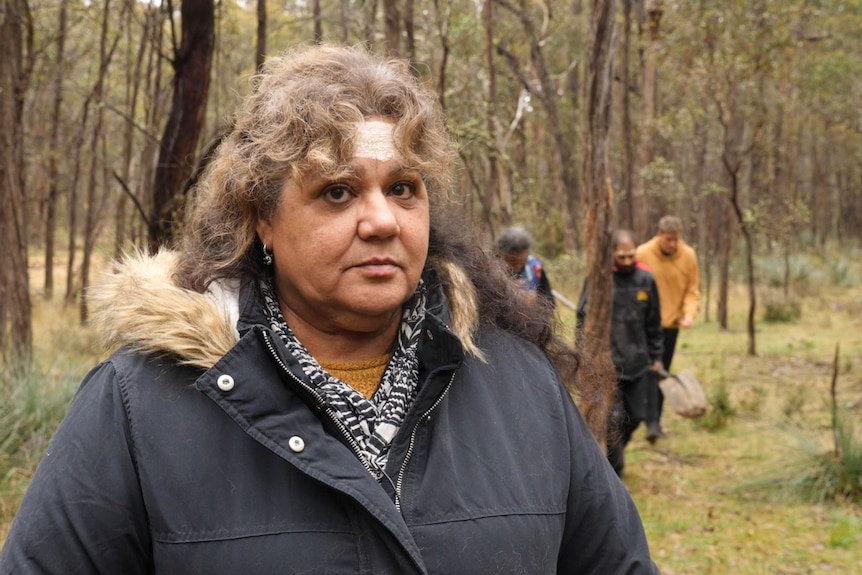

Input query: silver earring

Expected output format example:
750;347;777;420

262;243;273;267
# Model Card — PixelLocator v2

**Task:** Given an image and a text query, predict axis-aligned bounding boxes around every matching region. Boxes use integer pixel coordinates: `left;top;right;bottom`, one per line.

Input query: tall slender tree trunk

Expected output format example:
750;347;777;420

634;1;662;242
312;0;322;45
150;0;215;249
80;0;114;323
339;0;349;43
717;200;731;330
432;0;450;110
725;164;757;356
404;0;415;60
621;0;634;230
481;0;502;233
115;3;149;259
363;0;378;49
65;107;89;303
0;0;34;370
257;0;267;68
136;7;164;246
382;0;400;55
43;0;69;298
692;119;709;321
579;0;617;448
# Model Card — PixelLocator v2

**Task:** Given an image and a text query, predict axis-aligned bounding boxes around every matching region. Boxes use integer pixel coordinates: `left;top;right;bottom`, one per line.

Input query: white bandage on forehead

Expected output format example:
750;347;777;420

353;120;399;161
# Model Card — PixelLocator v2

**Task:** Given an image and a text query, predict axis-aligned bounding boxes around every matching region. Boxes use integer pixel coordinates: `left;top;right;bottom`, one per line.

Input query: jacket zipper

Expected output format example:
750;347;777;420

261;330;377;477
394;371;456;512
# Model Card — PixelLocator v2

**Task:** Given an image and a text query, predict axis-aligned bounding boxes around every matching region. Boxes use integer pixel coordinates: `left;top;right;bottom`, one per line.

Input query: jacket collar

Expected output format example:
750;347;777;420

88;250;480;371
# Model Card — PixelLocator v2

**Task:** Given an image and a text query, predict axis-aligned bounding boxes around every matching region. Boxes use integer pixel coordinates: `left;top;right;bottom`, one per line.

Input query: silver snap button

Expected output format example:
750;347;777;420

288;436;305;453
216;374;235;392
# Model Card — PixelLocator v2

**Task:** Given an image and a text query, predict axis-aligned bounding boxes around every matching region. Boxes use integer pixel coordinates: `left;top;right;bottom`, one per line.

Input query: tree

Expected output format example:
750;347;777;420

0;0;34;370
149;0;215;249
620;0;635;230
579;0;617;448
634;0;663;242
80;0;128;323
43;0;69;298
495;0;582;249
257;0;268;68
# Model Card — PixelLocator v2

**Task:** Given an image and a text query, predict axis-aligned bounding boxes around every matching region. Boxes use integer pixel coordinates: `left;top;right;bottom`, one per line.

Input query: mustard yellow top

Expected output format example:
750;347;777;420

319;355;391;399
636;236;700;329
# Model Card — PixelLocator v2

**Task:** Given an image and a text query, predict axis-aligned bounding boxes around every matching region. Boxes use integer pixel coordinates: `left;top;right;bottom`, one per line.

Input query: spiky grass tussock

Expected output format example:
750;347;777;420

741;411;862;505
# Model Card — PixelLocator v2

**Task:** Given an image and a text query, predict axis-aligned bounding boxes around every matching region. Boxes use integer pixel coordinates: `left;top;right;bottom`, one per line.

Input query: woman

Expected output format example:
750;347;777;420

1;46;657;574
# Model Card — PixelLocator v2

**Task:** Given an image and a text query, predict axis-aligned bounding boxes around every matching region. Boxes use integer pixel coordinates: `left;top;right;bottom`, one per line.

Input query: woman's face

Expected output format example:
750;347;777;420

256;120;430;336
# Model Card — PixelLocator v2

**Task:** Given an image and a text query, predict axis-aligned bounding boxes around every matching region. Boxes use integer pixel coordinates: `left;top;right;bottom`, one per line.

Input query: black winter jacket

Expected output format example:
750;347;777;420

1;254;658;574
577;264;663;382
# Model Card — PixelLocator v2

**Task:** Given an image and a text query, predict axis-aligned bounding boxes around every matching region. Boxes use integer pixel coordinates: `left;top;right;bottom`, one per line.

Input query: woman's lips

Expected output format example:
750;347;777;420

354;259;399;277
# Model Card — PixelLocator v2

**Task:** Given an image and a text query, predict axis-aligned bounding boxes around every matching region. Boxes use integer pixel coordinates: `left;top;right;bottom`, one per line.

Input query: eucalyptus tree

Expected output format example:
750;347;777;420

579;0;618;447
149;0;215;249
0;0;34;370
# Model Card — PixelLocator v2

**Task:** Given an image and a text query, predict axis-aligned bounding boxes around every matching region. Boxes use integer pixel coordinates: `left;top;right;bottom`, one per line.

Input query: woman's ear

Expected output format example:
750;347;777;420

256;217;273;249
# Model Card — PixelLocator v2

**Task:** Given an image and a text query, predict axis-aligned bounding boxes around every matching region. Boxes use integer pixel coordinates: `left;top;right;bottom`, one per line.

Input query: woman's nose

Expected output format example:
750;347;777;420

357;190;399;239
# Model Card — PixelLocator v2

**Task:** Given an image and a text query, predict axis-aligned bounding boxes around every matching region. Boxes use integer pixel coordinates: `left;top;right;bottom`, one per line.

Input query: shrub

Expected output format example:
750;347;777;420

696;381;736;432
763;299;802;323
793;413;862;504
751;412;862;505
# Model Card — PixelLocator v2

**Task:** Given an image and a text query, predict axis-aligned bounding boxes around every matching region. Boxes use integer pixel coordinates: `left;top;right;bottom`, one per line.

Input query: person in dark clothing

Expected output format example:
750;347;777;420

1;46;658;574
493;226;555;307
578;230;663;476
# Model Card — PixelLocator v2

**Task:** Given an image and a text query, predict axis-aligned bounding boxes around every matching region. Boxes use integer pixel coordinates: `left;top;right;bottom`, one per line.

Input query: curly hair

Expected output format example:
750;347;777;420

174;45;604;436
175;45;454;291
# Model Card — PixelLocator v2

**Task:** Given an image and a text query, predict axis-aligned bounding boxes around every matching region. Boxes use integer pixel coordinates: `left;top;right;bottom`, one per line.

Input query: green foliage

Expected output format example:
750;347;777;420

763;298;802;323
747;412;862;506
696;381;736;431
0;366;78;462
830;257;855;286
794;413;862;504
641;156;685;205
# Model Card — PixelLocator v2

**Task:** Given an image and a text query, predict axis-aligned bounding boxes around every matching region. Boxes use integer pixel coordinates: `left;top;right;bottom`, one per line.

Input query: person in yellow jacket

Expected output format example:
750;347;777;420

636;215;700;442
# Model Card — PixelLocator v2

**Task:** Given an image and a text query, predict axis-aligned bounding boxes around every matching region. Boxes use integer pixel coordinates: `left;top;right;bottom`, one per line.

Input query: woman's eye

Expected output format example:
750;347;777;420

323;185;351;203
389;182;416;198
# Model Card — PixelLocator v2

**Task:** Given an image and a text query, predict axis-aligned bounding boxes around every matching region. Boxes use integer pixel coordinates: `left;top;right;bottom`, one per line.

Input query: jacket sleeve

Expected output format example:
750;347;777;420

646;277;664;364
0;360;152;574
682;248;700;321
555;382;659;574
575;278;588;330
536;264;556;308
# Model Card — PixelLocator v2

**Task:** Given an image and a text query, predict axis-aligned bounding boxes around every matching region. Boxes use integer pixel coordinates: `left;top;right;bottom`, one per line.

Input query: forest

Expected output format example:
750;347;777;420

2;0;861;370
2;1;862;569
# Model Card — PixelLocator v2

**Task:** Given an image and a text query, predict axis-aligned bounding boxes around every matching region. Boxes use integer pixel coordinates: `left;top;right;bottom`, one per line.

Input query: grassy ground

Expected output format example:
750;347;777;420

2;250;861;572
549;254;862;574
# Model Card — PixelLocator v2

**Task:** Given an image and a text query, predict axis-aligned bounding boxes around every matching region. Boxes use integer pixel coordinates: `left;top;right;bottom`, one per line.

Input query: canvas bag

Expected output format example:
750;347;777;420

658;369;707;419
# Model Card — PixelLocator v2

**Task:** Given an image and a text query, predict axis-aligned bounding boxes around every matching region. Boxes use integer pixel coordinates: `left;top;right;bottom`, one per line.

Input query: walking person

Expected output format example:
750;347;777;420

1;46;658;574
578;230;663;475
636;215;700;442
493;226;556;307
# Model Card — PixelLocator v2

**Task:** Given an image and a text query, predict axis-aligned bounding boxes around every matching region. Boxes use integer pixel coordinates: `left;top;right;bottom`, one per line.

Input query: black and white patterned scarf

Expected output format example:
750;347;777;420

261;280;426;479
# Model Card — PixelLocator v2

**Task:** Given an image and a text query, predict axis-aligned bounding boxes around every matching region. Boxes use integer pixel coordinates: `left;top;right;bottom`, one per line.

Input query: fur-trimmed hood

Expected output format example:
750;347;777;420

87;250;482;370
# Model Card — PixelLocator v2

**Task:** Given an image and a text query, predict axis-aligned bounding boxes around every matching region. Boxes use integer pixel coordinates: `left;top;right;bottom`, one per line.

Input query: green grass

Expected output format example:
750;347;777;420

549;252;862;574
0;292;103;544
